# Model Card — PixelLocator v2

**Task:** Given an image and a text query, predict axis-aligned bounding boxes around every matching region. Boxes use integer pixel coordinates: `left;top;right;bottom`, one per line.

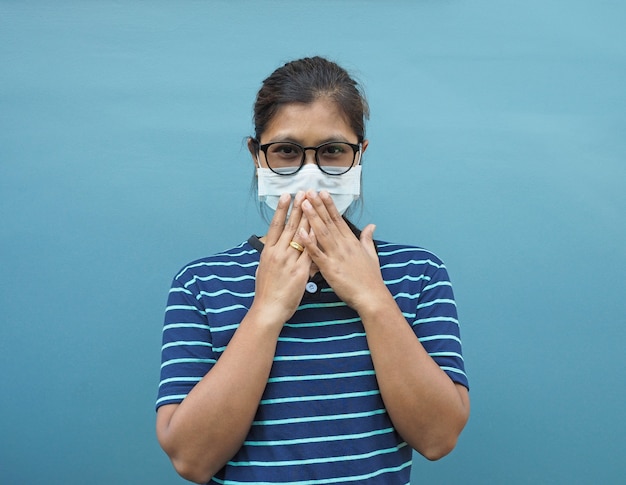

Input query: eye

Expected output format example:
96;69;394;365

269;143;302;160
318;143;354;167
320;143;346;156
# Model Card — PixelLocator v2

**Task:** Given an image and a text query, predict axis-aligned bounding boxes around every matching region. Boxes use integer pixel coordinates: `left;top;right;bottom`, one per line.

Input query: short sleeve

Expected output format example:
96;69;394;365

156;274;216;410
412;265;469;390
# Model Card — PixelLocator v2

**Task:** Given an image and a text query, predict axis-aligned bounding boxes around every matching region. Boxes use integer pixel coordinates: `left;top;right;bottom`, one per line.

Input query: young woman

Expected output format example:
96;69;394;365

156;56;470;484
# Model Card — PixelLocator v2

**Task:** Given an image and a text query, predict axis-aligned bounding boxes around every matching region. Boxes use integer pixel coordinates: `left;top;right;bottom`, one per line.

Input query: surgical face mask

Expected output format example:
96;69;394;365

257;163;362;215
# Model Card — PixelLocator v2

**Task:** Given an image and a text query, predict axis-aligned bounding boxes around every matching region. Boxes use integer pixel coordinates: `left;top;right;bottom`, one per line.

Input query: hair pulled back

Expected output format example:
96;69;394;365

253;56;369;142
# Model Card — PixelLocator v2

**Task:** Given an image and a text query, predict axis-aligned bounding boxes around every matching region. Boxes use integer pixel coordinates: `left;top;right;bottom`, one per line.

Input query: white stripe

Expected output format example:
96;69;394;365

267;369;375;383
384;274;431;285
261;389;379;405
229;445;402;467
429;351;464;361
163;323;210;331
413;316;459;325
252;407;386;426
381;259;445;270
197;289;254;299
160;357;215;369
155;394;187;406
165;304;205;315
183;273;255;289
161;340;212;351
205;304;249;314
244;427;394;447
273;350;371;362
212;459;412;485
422;280;452;292
277;332;366;343
416;298;456;310
441;366;467;378
158;376;202;387
419;334;462;345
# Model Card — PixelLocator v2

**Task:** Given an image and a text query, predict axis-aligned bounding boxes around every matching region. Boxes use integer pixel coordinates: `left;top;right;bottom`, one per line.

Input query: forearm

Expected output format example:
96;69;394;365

358;291;470;460
157;306;282;482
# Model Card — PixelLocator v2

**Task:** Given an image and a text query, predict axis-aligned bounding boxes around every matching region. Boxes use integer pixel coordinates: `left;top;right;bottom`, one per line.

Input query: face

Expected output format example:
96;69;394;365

248;97;368;167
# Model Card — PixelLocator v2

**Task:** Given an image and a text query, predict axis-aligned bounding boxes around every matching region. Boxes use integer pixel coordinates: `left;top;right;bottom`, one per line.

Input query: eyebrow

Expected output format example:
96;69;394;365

265;134;356;145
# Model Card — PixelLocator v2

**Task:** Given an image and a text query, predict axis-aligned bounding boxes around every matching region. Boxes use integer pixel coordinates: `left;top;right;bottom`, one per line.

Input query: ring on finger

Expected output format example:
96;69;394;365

289;241;304;252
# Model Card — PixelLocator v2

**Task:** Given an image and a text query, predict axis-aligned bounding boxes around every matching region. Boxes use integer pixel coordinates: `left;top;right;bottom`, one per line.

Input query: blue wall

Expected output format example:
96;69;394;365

1;1;625;483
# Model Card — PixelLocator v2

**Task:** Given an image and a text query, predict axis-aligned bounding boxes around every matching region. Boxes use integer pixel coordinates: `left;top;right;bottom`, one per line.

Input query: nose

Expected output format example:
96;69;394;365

302;147;317;166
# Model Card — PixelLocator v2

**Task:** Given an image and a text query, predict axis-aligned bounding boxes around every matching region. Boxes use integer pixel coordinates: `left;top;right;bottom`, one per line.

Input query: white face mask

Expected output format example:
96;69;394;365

257;163;362;215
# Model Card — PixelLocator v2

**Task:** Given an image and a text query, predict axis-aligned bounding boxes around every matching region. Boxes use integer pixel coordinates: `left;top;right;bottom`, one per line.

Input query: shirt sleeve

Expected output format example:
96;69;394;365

156;273;215;410
412;265;469;390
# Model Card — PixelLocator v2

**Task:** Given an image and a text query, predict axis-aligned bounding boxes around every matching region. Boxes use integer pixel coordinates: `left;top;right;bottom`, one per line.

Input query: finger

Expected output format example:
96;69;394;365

318;190;352;237
302;191;340;248
360;224;378;258
289;213;311;257
299;226;324;261
288;239;305;254
283;191;306;240
288;224;312;265
298;213;311;238
265;193;291;246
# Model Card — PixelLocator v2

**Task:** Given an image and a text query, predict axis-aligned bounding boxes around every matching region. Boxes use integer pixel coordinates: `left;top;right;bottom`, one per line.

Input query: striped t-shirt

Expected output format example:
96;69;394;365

157;235;468;484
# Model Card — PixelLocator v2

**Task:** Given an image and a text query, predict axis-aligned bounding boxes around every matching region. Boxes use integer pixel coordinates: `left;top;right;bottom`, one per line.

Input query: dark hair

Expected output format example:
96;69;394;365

252;56;369;142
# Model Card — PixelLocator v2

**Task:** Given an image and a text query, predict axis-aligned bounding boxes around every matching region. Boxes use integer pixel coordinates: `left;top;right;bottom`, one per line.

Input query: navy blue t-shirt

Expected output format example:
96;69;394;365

157;236;468;484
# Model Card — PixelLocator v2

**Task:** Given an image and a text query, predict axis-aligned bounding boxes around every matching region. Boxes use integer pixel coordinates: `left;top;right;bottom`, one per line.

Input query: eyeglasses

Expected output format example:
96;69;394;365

256;141;362;176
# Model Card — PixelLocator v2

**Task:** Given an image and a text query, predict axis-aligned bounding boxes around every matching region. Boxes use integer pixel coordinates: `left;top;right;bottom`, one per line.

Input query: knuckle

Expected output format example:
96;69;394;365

269;219;283;228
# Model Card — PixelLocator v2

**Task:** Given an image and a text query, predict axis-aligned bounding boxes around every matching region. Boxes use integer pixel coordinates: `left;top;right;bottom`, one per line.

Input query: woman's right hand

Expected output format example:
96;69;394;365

156;191;312;483
251;191;312;327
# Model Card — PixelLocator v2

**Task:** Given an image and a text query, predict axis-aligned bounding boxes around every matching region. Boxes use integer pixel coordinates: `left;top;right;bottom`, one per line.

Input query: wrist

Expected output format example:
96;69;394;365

244;301;289;336
352;285;398;321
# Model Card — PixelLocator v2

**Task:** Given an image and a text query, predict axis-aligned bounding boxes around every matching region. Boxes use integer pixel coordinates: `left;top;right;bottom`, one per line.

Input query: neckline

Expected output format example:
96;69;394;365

247;234;326;297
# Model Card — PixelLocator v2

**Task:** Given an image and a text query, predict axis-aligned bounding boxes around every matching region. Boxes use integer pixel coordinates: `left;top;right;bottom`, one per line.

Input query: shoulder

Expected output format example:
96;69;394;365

171;239;260;286
375;240;454;293
375;240;447;270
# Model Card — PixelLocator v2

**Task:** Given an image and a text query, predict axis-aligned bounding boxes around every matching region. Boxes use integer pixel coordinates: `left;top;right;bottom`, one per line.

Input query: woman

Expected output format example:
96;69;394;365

156;56;469;484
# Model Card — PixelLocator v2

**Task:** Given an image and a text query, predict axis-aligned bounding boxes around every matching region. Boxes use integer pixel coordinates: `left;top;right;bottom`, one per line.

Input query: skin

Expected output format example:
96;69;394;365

156;98;470;484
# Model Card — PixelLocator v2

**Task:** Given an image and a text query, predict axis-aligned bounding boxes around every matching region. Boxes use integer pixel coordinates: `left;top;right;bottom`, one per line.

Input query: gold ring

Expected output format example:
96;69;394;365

289;241;304;252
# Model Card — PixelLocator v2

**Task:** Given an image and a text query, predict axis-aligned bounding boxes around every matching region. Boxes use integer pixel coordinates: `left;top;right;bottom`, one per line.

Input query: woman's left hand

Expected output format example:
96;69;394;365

300;191;470;459
299;190;387;312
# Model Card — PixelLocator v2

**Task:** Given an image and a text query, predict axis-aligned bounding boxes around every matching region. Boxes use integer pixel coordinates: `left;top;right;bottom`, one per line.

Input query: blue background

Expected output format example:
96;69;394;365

1;1;625;484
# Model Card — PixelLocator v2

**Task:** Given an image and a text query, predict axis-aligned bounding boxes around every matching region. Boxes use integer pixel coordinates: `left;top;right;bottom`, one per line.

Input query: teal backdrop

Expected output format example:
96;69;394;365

1;1;625;484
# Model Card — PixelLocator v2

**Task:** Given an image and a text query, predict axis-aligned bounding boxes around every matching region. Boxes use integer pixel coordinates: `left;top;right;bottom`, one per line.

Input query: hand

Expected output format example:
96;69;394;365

252;191;312;326
299;190;387;312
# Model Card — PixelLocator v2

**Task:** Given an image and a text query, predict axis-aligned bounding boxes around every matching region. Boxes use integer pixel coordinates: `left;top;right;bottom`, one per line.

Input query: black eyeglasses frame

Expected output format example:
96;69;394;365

253;139;362;176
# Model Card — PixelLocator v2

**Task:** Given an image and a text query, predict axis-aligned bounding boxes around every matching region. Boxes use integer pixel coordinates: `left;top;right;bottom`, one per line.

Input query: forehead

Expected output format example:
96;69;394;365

262;98;355;143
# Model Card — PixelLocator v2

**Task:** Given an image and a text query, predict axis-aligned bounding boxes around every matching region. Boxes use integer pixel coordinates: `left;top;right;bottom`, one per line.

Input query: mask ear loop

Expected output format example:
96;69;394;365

355;143;363;166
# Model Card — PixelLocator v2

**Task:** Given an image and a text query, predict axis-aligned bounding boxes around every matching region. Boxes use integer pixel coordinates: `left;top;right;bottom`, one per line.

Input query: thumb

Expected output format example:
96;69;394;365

360;224;377;254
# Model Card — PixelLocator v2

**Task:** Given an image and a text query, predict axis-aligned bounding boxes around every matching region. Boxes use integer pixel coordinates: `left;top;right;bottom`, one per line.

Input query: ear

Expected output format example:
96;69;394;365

247;137;261;168
358;139;369;165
